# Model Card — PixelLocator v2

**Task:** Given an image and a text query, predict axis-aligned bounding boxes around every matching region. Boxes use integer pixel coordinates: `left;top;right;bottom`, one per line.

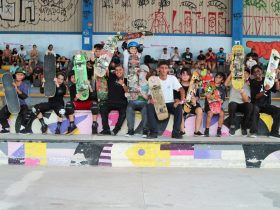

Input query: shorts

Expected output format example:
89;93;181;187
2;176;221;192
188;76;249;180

184;103;201;115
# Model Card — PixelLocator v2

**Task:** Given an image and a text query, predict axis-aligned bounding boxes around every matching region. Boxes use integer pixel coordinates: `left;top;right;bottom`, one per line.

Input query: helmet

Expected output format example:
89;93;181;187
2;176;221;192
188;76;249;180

15;67;26;75
128;41;139;48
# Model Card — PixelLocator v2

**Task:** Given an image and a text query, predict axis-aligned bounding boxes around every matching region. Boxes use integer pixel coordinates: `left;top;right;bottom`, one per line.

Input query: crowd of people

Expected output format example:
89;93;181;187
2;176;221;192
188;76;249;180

0;41;279;139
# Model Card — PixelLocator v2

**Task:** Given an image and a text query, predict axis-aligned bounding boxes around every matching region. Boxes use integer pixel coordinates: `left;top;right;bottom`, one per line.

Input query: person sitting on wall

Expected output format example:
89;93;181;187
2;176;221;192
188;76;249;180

45;44;56;57
206;47;217;72
181;47;193;67
197;50;206;66
146;60;185;139
17;45;27;64
159;48;171;61
29;44;39;66
3;44;12;65
216;47;226;72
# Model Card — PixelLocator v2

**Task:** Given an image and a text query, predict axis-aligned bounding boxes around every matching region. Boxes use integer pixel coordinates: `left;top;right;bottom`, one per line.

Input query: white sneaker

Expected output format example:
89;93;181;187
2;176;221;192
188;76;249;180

247;133;257;138
141;134;147;138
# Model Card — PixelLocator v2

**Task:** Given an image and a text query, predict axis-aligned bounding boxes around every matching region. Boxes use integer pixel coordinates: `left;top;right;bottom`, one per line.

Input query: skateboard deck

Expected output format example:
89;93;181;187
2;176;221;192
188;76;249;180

264;49;280;90
231;45;245;90
205;84;221;114
43;54;56;97
74;54;89;101
2;73;20;114
127;54;140;100
184;71;201;113
117;31;153;41
148;76;168;120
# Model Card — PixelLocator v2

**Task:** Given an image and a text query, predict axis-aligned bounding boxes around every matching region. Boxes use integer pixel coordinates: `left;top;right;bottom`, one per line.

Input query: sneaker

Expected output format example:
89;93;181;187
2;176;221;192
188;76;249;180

216;128;222;137
100;130;111;135
180;131;186;136
125;130;134;137
229;126;235;136
0;129;10;134
241;129;248;136
19;129;30;135
111;129;118;136
146;134;158;139
194;131;204;137
204;129;209;137
270;133;280;138
55;127;60;135
67;124;77;135
172;133;183;139
41;124;48;134
248;133;257;138
92;122;98;134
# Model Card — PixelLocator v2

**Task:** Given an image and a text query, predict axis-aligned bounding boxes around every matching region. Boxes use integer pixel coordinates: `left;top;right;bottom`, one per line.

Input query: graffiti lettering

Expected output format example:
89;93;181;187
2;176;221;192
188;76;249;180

207;0;227;11
0;0;15;22
246;41;280;60
20;0;35;22
132;19;147;30
121;0;131;8
180;1;197;11
108;11;131;32
244;0;267;12
271;0;280;16
137;0;149;7
159;0;170;9
102;0;113;8
149;9;170;33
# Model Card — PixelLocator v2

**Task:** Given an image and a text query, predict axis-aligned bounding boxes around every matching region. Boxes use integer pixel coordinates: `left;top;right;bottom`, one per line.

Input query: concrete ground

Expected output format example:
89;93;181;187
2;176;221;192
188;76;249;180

0;167;279;210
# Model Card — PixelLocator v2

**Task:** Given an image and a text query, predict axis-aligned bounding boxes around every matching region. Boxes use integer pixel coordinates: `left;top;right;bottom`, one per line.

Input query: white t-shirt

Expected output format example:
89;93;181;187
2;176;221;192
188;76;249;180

160;53;171;60
171;52;180;61
160;75;182;103
229;83;251;104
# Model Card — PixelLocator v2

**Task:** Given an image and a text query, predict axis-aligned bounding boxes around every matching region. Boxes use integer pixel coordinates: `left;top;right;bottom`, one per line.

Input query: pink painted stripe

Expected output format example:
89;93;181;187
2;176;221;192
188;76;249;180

170;150;194;156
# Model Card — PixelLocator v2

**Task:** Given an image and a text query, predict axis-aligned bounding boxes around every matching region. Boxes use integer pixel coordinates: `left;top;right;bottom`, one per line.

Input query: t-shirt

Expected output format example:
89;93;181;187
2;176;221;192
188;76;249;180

17;50;27;59
182;52;193;63
160;53;171;60
216;52;226;63
229;83;251;104
18;82;29;106
246;60;257;70
69;82;96;102
174;84;200;100
171;52;180;61
197;54;206;61
160;75;182;103
250;78;277;107
48;84;66;105
107;72;128;105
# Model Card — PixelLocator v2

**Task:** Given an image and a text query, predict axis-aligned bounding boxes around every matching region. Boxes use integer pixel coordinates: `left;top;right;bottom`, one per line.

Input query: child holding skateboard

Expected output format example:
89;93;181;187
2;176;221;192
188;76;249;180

146;60;185;139
250;65;280;138
174;68;204;136
0;68;31;134
32;73;66;134
65;71;99;134
204;72;226;137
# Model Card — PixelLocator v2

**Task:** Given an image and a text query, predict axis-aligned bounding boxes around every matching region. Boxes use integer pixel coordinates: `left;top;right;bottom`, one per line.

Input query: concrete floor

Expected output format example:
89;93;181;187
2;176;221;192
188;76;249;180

0;167;279;210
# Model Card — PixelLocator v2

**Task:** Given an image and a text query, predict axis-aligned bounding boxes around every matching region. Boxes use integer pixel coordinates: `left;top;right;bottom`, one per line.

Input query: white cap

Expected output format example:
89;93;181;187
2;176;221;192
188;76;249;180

140;64;149;72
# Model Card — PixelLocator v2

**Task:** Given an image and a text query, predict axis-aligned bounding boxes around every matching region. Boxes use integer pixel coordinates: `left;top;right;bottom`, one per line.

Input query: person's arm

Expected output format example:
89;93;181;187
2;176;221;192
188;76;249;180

15;83;28;100
224;72;232;87
240;89;250;103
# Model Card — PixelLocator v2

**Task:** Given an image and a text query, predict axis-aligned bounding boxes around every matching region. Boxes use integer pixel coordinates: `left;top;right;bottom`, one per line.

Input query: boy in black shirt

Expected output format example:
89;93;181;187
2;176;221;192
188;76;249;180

32;73;66;134
99;64;128;135
250;65;280;138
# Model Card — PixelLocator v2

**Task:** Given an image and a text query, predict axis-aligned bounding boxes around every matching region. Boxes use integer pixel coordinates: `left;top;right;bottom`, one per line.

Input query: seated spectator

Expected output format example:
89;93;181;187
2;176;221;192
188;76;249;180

86;61;94;80
10;61;19;74
0;49;3;67
32;65;43;87
121;41;128;51
246;56;257;72
206;47;216;72
181;47;193;67
191;62;200;74
216;47;226;72
112;47;121;64
159;48;171;61
246;47;258;63
3;44;11;64
171;47;181;65
45;44;56;56
17;45;27;64
197;50;206;65
29;44;39;66
57;56;69;73
11;48;19;64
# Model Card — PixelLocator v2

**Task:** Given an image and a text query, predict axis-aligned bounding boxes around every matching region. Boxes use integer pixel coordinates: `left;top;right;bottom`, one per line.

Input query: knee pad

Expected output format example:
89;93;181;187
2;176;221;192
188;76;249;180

91;102;99;115
57;108;66;117
32;106;40;116
65;102;75;115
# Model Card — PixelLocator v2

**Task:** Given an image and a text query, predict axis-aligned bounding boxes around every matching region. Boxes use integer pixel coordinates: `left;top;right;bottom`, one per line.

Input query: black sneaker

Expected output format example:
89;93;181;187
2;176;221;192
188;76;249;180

111;129;118;136
270;133;280;138
55;127;60;135
142;130;148;138
92;122;98;134
100;130;111;135
172;133;183;139
19;129;30;135
125;130;134;137
241;129;248;136
180;131;186;136
67;124;77;135
0;129;10;134
194;131;204;137
41;124;48;134
146;133;158;139
204;129;209;137
229;126;235;136
216;128;222;137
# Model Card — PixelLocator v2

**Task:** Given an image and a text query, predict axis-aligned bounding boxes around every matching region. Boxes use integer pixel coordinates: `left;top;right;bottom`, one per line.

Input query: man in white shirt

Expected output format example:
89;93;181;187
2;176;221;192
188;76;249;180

147;60;185;139
159;48;171;61
17;45;27;62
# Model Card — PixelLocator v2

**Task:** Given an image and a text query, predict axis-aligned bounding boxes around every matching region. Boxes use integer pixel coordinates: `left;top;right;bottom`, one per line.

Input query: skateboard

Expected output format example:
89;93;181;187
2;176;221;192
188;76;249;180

184;71;201;113
205;84;221;114
127;54;140;100
231;45;245;90
264;49;280;90
2;73;20;114
118;31;153;41
43;54;56;97
148;76;168;120
74;54;89;101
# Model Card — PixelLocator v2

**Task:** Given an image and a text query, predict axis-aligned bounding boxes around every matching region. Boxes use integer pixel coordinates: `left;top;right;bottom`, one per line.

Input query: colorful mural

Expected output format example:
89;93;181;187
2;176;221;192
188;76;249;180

0;142;280;168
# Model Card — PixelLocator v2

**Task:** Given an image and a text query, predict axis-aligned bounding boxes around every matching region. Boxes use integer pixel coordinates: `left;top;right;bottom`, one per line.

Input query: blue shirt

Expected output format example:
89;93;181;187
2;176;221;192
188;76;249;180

216;52;226;63
18;82;29;105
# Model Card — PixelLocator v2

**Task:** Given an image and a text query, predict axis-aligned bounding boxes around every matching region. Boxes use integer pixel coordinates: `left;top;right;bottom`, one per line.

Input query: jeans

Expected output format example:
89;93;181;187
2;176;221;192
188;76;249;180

228;102;253;130
147;102;182;136
126;100;148;132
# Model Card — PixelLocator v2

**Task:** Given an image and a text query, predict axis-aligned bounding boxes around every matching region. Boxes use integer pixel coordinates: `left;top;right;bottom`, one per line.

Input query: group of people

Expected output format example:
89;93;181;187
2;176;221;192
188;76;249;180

0;41;279;139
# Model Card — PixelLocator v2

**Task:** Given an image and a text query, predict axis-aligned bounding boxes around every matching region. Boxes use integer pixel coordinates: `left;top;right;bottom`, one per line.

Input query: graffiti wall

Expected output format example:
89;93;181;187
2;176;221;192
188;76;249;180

243;0;280;36
0;0;81;32
94;0;231;35
0;141;280;168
